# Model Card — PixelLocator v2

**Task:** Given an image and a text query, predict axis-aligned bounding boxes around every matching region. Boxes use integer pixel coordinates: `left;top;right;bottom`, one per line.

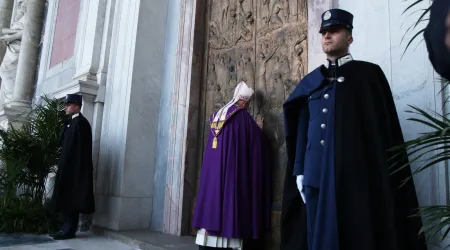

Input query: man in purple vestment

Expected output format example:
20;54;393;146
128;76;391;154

192;82;272;250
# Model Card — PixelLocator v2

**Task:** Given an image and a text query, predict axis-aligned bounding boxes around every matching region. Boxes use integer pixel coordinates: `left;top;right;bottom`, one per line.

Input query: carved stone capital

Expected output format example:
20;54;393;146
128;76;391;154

51;79;99;103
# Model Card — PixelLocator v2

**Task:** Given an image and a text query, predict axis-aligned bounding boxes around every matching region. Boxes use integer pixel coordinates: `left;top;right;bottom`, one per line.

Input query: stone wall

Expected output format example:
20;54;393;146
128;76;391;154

151;0;182;232
94;0;168;230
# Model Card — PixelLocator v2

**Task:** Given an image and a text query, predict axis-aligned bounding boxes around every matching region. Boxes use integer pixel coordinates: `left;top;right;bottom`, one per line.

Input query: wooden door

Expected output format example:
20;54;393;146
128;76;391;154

193;0;308;247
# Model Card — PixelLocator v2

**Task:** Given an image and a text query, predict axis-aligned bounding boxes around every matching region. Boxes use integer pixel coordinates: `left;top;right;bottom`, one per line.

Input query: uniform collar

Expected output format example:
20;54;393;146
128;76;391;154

72;113;80;119
324;54;353;68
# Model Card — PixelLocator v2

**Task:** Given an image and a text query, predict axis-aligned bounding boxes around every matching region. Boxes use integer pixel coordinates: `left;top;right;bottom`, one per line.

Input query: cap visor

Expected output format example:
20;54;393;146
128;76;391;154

319;22;351;33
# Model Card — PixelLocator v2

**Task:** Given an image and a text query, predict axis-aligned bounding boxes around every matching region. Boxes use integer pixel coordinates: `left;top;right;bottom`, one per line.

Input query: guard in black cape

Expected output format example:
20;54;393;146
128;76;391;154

280;9;427;250
49;94;95;240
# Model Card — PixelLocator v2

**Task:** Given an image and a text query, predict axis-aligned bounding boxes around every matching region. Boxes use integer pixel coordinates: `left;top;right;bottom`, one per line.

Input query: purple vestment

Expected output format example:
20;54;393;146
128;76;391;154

192;105;272;240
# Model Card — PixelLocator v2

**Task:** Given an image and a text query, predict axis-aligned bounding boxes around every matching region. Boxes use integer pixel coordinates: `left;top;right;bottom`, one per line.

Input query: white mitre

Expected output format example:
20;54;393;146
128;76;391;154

213;81;254;123
233;81;254;102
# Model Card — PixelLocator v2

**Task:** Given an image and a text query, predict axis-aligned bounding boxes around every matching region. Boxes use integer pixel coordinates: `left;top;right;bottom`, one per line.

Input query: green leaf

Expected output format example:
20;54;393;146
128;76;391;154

0;96;66;233
402;0;425;15
401;0;431;56
413;7;431;30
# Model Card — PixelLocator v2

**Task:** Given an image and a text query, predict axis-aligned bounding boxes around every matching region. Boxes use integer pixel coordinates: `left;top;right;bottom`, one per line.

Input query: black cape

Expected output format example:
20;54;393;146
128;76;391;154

424;0;450;80
49;113;95;214
280;60;427;250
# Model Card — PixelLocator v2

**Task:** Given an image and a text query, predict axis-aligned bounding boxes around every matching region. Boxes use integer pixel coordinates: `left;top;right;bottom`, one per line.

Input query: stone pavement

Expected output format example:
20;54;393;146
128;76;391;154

0;232;138;250
92;227;198;250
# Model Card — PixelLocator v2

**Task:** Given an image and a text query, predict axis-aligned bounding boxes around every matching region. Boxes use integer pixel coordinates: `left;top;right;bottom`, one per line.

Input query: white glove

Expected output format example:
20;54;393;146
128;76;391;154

296;175;306;204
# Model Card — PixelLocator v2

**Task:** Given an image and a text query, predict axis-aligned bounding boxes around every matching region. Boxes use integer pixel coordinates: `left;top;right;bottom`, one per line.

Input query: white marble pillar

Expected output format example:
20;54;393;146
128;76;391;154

72;0;107;82
10;0;45;108
94;0;168;231
69;0;109;189
160;0;199;235
90;0;116;184
0;0;15;63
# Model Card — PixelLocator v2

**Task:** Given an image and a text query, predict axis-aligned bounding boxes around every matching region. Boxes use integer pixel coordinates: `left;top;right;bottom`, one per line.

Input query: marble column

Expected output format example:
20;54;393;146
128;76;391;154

72;0;108;82
0;0;15;63
10;0;45;108
70;0;110;181
159;0;201;235
94;0;168;231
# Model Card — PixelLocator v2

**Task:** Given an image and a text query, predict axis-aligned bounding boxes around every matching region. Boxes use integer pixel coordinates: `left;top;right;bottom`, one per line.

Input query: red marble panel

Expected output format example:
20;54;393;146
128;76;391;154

49;0;81;68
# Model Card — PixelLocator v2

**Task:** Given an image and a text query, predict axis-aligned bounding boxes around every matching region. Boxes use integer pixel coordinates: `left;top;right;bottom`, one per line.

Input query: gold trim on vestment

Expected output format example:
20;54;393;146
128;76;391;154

209;106;244;149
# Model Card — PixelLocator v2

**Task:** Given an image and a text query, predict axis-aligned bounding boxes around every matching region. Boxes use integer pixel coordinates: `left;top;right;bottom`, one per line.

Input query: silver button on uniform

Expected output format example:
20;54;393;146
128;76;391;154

338;76;345;82
320;140;325;145
323;108;328;113
321;124;326;129
324;94;329;99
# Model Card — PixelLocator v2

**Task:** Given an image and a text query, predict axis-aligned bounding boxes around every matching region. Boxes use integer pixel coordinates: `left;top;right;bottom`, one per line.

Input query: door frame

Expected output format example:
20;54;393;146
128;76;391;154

161;0;337;236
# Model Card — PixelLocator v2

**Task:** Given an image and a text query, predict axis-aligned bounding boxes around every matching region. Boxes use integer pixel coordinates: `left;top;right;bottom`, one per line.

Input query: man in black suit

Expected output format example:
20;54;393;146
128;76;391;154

49;94;95;240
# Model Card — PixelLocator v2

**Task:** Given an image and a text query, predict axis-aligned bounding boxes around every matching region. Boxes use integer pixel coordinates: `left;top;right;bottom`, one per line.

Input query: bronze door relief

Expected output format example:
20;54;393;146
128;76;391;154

194;0;308;247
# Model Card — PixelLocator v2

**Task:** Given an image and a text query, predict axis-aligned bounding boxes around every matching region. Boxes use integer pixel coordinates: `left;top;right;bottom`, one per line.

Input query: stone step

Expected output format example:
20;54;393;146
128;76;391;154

91;226;197;250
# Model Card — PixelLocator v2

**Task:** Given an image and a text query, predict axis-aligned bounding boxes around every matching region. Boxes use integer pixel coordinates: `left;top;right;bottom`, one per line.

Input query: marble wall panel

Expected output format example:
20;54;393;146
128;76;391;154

95;0;168;230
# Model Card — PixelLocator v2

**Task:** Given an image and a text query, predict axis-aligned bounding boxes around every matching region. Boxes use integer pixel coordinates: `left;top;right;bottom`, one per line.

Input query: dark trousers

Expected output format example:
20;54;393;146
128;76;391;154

305;186;319;250
60;211;79;235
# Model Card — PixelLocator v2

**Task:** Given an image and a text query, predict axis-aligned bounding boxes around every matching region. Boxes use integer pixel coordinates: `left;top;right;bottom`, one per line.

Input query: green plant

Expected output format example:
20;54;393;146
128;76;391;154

401;0;432;56
0;195;59;234
0;96;68;233
393;0;450;245
390;105;450;243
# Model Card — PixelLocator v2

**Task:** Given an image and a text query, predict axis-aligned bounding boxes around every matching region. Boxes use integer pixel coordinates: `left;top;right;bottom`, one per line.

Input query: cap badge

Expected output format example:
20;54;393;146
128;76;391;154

323;11;331;20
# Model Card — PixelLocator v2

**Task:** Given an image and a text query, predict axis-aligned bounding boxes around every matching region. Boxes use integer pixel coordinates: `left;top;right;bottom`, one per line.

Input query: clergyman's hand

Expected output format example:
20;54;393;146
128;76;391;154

296;175;306;204
256;114;264;130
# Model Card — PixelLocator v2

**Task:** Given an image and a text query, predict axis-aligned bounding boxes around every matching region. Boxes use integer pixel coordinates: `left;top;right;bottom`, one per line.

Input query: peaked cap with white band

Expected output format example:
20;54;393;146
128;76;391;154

212;81;254;123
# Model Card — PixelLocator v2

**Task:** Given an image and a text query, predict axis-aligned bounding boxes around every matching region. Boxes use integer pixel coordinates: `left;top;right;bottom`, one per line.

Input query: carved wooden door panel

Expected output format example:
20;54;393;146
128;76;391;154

194;0;308;247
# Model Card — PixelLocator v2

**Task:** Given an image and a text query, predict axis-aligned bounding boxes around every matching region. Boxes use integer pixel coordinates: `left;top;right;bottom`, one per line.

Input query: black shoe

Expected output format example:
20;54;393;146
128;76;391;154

52;233;76;240
49;231;64;237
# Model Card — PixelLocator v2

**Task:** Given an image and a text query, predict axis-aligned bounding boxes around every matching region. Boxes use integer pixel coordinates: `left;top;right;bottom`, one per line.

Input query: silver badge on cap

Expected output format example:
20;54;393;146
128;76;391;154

323;11;331;20
337;76;345;82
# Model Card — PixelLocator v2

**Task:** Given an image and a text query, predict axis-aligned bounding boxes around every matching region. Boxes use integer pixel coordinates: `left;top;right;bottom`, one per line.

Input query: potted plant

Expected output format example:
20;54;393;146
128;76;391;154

0;96;68;233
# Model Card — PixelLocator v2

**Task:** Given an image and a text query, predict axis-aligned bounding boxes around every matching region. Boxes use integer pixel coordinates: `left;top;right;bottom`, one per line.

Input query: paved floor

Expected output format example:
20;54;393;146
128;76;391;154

0;232;138;250
92;227;197;250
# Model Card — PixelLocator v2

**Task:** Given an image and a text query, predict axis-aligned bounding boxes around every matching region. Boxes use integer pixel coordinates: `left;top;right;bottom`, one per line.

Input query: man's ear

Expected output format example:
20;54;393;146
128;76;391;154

348;35;353;46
